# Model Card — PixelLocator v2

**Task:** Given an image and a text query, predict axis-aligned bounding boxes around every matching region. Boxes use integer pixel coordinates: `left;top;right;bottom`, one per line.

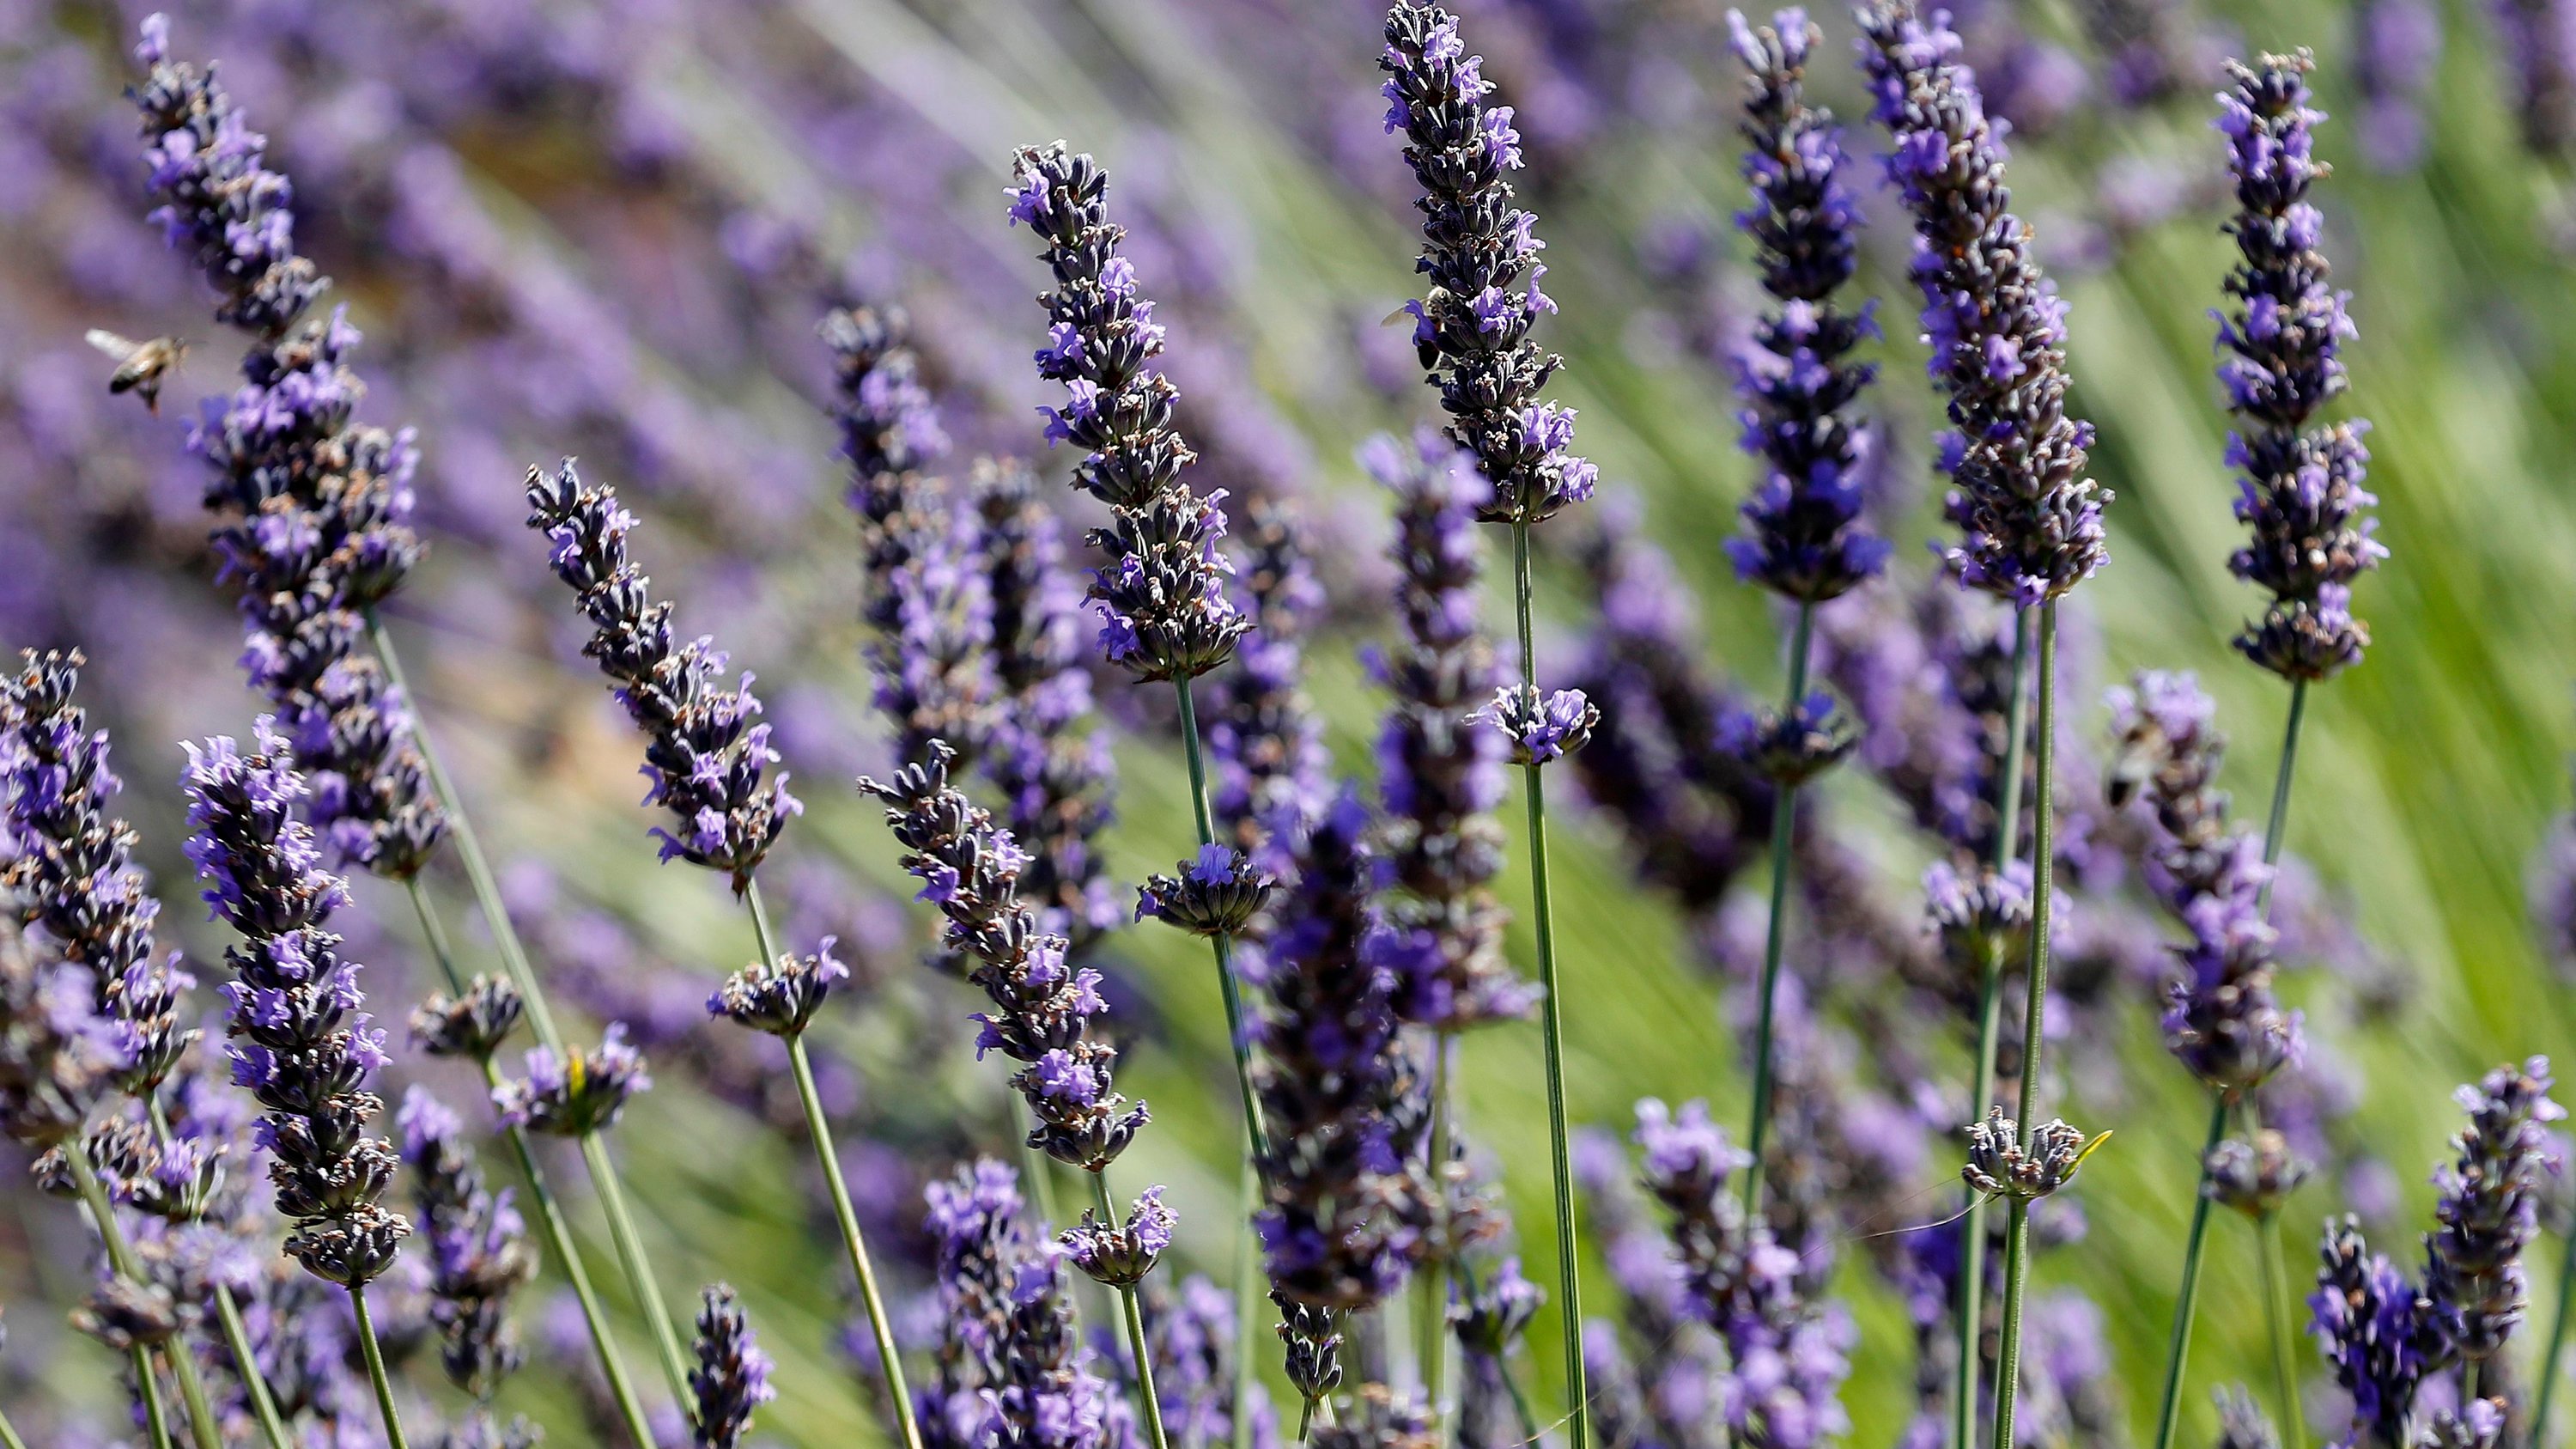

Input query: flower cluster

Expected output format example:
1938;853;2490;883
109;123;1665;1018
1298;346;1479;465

824;301;951;580
410;976;526;1062
179;721;409;1287
1632;1099;1851;1449
918;1160;1119;1449
1205;497;1332;870
709;938;848;1038
1;651;197;1095
860;744;1148;1171
1722;9;1886;604
1722;692;1861;788
1380;2;1597;525
2203;1129;2312;1218
398;1086;535;1399
1860;1;2110;605
690;1284;777;1449
525;460;799;888
1011;143;1248;682
1474;684;1598;766
1959;1108;2093;1201
2106;672;2300;1094
2216;52;2385;681
1143;1274;1279;1449
1138;844;1277;939
131;19;447;881
2312;1215;2446;1449
492;1024;653;1136
0;931;122;1147
1363;434;1530;1032
1061;1184;1176;1288
1251;789;1430;1311
2426;1056;2562;1361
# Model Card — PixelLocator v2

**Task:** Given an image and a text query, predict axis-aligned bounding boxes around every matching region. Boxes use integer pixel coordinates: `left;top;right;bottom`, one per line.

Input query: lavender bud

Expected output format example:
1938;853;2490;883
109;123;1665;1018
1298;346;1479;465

72;1278;181;1350
1380;3;1597;525
1722;9;1888;604
1273;1292;1346;1405
1452;1256;1542;1356
524;460;800;888
491;1025;653;1137
1719;691;1860;786
1009;143;1249;682
860;744;1148;1172
1060;1184;1175;1287
1472;685;1598;766
2216;52;2385;682
1960;1107;2093;1201
1923;860;2035;975
1137;846;1277;937
2312;1214;2445;1448
708;937;848;1038
2427;1056;2564;1361
180;721;409;1287
690;1284;777;1449
2203;1129;2312;1218
1861;1;2111;605
2421;1399;2509;1449
409;976;526;1061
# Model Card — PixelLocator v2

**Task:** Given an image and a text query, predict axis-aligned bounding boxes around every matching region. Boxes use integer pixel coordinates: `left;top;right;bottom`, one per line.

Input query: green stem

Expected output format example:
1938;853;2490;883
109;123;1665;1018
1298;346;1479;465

2150;1097;2232;1449
1170;674;1271;1161
782;1024;925;1449
64;1135;197;1449
1743;601;1816;1213
348;1284;412;1449
404;880;659;1448
1296;1397;1317;1445
0;1403;29;1449
1231;1157;1262;1449
1954;608;2032;1449
1090;1172;1176;1449
2257;680;2309;899
2537;1233;2576;1447
2258;1207;2306;1449
1990;603;2060;1449
1420;1034;1454;1430
1513;519;1588;1449
580;1129;696;1417
143;1097;291;1449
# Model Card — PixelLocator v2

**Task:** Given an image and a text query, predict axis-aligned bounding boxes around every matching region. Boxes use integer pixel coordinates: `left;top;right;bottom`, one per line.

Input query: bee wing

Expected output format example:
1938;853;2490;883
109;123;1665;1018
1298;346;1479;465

85;327;140;361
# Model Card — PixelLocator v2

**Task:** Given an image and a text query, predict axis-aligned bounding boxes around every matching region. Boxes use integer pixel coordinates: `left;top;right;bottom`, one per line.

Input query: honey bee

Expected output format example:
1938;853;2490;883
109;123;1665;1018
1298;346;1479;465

83;328;189;415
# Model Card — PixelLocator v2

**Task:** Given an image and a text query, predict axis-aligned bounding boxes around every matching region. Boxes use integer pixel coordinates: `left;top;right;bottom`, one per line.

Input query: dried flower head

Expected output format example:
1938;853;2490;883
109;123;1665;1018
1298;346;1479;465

709;938;848;1038
409;976;525;1062
1961;1107;2094;1201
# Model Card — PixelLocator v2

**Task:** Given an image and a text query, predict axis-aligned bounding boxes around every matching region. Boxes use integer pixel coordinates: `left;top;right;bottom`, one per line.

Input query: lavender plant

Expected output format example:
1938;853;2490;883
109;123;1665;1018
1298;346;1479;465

1719;4;1885;1219
396;1087;536;1418
1861;7;2111;1448
177;722;412;1445
1380;5;1602;1434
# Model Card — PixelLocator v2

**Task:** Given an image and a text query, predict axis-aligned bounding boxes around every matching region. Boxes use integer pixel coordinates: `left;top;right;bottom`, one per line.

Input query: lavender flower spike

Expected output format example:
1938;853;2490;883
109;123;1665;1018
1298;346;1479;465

1724;8;1887;604
2427;1057;2564;1362
179;721;410;1288
1;651;198;1096
2312;1215;2445;1449
690;1284;777;1449
2216;52;2385;682
524;460;800;889
860;743;1148;1172
1009;143;1249;683
1381;3;1598;526
398;1085;536;1400
1860;1;2111;605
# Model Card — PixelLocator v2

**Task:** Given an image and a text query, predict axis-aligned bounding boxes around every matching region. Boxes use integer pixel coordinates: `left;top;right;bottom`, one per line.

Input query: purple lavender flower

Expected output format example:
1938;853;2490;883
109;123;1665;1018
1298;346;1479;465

2422;1398;2509;1449
860;745;1147;1172
2427;1057;2563;1361
1010;143;1248;683
1204;497;1332;871
1363;433;1531;1032
1140;1275;1280;1449
2204;1129;2313;1218
129;21;447;882
1381;3;1597;526
2216;52;2385;682
690;1283;776;1449
1860;2;2111;605
824;302;951;558
2492;0;2576;155
2212;1387;2281;1449
524;460;800;889
2106;671;2301;1093
491;1024;652;1136
179;721;410;1287
397;1085;534;1397
1473;684;1599;766
1250;788;1430;1312
709;937;848;1038
2077;0;2222;109
1061;1184;1176;1288
2354;0;2443;172
1720;692;1861;787
1138;843;1278;937
0;651;197;1095
918;1160;1120;1449
1631;1099;1851;1449
2312;1215;2447;1449
0;937;125;1148
1722;9;1886;604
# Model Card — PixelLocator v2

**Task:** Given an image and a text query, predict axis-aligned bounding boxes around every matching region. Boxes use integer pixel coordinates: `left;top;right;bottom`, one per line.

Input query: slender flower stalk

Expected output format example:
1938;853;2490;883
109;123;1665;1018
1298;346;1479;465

177;722;412;1446
1380;6;1601;1439
1720;5;1883;1214
1861;8;2110;1446
125;15;668;1425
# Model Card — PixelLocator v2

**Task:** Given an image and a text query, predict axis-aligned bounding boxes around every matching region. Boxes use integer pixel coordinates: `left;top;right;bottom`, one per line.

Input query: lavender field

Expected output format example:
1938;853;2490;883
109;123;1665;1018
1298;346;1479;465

1;0;2571;1447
